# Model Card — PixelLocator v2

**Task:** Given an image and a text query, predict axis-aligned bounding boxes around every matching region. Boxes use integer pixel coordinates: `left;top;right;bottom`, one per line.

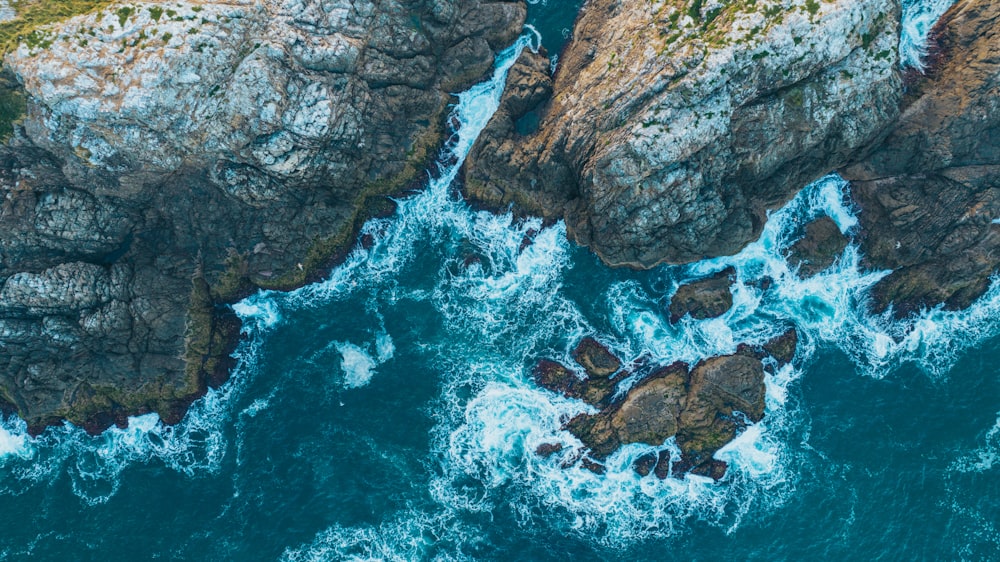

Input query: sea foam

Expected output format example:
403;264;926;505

900;0;958;70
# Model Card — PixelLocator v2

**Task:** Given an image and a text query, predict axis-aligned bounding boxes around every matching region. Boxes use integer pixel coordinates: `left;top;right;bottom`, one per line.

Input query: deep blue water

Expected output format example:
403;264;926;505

2;1;998;560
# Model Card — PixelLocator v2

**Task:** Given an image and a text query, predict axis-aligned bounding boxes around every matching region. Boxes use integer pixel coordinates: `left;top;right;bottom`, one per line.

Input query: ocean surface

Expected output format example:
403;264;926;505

3;1;998;560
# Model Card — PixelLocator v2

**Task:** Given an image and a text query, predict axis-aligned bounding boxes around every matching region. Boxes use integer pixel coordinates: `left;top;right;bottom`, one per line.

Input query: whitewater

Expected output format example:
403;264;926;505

3;1;999;559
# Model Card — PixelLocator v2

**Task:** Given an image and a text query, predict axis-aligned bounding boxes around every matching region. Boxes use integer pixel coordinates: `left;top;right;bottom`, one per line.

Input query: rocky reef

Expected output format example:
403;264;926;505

533;331;796;479
1;0;998;484
0;0;524;432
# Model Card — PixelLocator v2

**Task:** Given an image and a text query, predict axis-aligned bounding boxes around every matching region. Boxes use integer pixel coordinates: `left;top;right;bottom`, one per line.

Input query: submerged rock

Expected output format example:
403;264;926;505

0;0;524;432
762;328;799;366
669;266;735;322
468;0;903;268
786;216;850;277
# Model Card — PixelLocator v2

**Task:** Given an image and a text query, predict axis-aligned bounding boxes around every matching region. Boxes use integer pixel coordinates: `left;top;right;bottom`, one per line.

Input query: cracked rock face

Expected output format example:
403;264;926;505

842;0;1000;316
467;0;903;268
0;0;524;432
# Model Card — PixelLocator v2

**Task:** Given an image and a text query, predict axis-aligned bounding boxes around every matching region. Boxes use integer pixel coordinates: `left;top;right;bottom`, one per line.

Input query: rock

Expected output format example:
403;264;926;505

633;452;657;476
690;459;729;480
533;338;626;407
0;0;525;433
467;0;903;269
463;47;554;211
571;337;621;378
762;328;799;366
561;354;765;479
669;267;735;323
841;0;1000;316
535;442;563;458
787;216;850;276
676;355;766;465
653;450;672;480
581;457;606;475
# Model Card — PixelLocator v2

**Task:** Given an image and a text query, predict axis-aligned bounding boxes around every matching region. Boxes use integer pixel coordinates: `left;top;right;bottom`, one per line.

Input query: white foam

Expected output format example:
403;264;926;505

899;0;958;70
336;342;377;389
952;410;1000;473
0;417;32;461
375;331;395;363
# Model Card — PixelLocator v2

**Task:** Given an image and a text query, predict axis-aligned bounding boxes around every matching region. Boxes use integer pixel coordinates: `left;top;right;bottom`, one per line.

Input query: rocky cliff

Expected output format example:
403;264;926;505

467;0;903;268
0;0;524;432
842;0;1000;315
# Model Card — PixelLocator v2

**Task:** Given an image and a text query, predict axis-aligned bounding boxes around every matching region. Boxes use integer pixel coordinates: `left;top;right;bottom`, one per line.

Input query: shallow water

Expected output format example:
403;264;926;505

1;2;997;560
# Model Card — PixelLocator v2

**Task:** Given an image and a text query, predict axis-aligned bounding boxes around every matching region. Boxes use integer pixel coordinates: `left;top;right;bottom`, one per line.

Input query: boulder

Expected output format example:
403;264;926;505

571;337;621;378
669;266;735;322
786;216;849;276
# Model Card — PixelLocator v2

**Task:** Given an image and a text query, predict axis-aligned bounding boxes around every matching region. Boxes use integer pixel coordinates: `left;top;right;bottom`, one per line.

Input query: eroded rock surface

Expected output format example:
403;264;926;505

0;0;524;432
468;0;903;268
669;266;735;322
786;216;850;277
842;0;1000;315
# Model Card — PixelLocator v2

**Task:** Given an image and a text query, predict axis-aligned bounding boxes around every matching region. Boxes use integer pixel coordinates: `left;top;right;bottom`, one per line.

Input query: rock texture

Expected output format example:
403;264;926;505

534;333;796;478
669;266;735;322
468;0;903;268
786;216;850;277
0;0;524;432
842;0;1000;315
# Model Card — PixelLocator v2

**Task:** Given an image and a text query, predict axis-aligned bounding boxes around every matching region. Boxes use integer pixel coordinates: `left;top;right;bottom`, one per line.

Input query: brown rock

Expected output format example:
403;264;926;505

669;267;736;323
762;328;798;366
535;442;564;458
841;0;1000;316
633;452;657;477
786;216;849;277
581;457;606;475
653;450;672;480
559;354;765;480
571;337;621;378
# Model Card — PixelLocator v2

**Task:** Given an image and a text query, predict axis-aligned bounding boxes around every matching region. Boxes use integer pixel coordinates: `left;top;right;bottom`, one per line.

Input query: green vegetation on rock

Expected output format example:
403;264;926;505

0;70;26;140
0;0;113;54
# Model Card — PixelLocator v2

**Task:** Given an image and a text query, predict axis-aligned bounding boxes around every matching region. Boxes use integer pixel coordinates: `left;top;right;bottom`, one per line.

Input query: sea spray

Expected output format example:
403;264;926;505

900;0;959;70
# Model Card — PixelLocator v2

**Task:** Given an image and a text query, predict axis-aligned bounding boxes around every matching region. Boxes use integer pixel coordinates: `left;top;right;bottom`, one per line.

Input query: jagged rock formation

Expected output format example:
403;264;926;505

533;332;796;479
842;0;1000;315
0;0;524;432
467;0;903;268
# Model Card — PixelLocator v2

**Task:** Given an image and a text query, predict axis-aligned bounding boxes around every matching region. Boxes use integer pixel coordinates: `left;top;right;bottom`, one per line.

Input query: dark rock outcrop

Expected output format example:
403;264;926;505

467;0;903;268
535;332;796;478
786;216;850;277
571;336;621;378
842;0;1000;315
669;267;735;322
0;0;525;433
